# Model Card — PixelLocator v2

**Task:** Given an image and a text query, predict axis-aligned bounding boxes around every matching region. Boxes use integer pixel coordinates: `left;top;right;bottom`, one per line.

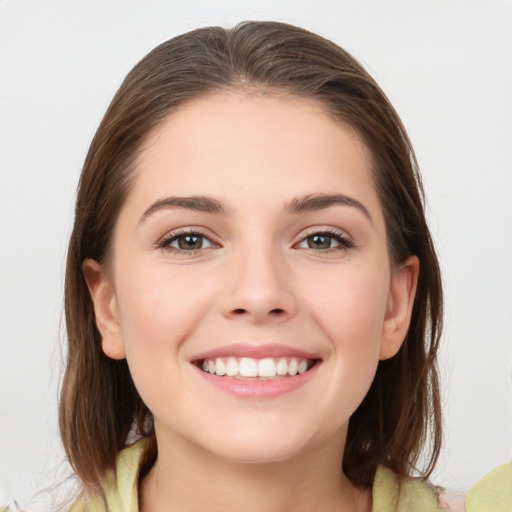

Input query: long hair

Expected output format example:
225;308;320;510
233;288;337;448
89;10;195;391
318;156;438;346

60;21;443;489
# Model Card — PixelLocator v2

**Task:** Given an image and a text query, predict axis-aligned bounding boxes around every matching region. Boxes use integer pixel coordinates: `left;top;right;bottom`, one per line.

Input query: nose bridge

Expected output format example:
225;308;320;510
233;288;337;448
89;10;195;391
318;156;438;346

221;235;296;322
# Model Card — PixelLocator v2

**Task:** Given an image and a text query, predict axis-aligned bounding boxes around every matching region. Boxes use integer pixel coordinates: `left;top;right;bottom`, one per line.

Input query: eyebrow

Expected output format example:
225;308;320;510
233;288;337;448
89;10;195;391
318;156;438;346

139;192;372;224
139;195;225;224
285;193;372;222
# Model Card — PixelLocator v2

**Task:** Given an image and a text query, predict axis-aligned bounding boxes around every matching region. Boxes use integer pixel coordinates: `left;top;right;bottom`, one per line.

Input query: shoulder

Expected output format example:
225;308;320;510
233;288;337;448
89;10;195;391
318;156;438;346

372;463;512;512
69;437;152;512
372;466;443;512
465;462;512;512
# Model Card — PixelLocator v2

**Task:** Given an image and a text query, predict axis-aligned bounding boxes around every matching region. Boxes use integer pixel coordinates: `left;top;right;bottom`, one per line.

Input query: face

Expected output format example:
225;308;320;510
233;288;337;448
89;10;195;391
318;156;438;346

85;92;418;465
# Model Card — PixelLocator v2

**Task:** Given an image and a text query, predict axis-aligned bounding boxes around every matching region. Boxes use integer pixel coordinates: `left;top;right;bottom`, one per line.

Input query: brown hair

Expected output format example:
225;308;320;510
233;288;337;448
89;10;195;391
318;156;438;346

60;21;443;489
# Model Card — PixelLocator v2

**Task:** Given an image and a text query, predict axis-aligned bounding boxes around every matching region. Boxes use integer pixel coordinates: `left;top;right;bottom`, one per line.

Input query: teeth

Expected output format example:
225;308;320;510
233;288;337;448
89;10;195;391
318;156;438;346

226;357;238;377
200;356;314;378
276;358;288;376
288;358;298;376
239;358;258;377
216;358;227;376
298;360;308;374
258;358;276;377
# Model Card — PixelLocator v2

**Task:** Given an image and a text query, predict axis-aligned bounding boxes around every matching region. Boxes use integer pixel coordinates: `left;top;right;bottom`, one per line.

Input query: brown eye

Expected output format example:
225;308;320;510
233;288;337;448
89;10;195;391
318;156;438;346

159;231;215;252
177;234;204;250
297;230;354;252
306;234;333;249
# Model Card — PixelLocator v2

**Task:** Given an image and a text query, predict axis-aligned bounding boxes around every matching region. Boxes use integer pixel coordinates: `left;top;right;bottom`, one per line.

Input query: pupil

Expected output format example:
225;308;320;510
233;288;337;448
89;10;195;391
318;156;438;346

178;234;202;250
308;234;331;249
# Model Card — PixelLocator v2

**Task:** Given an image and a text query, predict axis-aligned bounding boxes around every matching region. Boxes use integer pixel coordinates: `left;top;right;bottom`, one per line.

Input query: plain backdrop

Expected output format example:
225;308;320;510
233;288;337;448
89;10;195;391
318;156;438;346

1;0;511;509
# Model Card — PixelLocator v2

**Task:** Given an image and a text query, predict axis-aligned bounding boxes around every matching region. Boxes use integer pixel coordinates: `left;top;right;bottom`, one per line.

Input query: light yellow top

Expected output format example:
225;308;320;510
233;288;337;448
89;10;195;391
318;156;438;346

465;463;512;512
69;439;510;512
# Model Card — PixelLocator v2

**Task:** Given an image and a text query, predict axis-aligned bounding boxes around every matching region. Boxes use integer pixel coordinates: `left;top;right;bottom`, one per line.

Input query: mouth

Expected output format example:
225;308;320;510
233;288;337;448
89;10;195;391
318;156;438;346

190;344;322;398
195;356;320;379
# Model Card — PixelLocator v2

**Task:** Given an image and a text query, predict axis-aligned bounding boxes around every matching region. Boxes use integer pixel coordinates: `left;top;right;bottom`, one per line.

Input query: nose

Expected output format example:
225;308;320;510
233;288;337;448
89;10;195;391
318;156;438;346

220;245;298;324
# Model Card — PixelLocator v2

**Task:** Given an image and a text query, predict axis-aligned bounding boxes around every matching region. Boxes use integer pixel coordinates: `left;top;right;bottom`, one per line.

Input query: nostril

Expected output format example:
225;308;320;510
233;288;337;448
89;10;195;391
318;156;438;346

232;307;285;316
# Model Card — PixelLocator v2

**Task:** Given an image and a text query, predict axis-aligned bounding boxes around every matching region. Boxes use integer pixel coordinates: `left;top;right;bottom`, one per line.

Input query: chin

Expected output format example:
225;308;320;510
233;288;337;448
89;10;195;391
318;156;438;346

207;439;310;466
188;417;334;466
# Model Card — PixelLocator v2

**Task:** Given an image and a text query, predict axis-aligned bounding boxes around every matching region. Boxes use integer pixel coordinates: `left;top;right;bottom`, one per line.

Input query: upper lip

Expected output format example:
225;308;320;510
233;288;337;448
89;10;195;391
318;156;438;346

191;343;322;362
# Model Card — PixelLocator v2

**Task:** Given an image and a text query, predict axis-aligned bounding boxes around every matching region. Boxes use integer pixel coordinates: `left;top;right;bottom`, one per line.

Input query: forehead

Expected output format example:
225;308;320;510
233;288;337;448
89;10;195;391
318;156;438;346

144;91;365;154
124;92;381;222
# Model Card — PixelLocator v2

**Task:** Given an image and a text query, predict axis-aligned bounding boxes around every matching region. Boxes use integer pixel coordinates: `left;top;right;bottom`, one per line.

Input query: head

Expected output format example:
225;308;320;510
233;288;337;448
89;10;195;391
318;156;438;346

60;21;442;488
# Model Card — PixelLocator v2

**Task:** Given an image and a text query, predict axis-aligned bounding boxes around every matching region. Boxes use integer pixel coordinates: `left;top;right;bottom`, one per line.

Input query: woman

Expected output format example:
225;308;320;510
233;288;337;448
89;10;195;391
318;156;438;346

62;21;443;511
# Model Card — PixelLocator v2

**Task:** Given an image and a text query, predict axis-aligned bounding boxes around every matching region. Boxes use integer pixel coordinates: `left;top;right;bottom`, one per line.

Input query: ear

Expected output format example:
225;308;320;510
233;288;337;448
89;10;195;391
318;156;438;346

379;255;419;360
82;258;126;360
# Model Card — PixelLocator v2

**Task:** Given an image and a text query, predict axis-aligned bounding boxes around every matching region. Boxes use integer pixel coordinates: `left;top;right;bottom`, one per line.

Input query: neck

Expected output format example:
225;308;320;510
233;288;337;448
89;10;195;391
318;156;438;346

139;429;371;512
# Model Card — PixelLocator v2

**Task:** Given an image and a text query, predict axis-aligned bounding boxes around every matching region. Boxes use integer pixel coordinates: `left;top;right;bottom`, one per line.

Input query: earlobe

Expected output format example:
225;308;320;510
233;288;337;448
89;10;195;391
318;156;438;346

380;255;419;360
82;259;126;360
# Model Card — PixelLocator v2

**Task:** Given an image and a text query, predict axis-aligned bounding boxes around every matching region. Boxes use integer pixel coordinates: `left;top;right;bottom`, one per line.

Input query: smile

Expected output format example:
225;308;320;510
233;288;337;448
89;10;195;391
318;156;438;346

191;344;322;398
199;357;318;379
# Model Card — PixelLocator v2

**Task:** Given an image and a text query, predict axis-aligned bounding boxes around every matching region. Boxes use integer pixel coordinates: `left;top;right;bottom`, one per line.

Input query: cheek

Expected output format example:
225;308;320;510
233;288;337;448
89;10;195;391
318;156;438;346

301;263;389;344
113;262;214;356
299;263;389;400
112;264;216;415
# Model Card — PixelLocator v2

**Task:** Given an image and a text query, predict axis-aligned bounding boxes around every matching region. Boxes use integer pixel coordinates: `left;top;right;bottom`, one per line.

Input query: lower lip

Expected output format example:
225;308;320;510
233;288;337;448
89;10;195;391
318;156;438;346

193;363;320;399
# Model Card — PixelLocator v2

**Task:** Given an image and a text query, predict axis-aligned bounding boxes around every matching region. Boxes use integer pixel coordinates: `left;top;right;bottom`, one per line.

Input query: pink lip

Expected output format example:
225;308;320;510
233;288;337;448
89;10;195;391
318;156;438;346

190;343;322;399
193;362;320;399
191;343;321;361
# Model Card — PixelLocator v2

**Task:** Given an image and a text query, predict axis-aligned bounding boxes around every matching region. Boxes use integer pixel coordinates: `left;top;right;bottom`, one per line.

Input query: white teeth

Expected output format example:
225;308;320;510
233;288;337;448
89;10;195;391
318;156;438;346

215;358;226;376
298;360;308;374
200;356;314;378
276;358;288;376
288;358;298;376
258;358;276;377
239;357;258;377
226;357;238;377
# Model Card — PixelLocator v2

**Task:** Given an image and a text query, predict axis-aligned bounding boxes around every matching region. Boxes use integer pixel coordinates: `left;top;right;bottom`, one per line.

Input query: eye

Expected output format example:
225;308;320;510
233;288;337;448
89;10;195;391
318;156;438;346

157;230;216;252
296;230;354;251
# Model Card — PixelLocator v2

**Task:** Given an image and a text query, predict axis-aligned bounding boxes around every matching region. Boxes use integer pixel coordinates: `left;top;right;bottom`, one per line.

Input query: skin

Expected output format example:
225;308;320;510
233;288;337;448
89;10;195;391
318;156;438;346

84;92;418;512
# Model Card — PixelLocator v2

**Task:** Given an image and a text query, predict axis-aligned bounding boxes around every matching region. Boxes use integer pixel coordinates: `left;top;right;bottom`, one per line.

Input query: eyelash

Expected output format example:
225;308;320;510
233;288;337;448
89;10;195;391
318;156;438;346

156;229;218;254
295;228;354;253
156;228;354;255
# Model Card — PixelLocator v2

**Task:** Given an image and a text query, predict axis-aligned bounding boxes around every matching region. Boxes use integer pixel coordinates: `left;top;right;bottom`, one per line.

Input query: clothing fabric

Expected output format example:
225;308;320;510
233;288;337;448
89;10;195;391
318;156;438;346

465;463;512;512
69;438;510;512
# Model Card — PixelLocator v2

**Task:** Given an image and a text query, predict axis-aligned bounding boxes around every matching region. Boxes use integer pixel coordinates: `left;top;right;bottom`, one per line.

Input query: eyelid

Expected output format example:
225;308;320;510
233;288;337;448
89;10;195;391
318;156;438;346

293;226;355;251
154;225;354;255
156;227;220;253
